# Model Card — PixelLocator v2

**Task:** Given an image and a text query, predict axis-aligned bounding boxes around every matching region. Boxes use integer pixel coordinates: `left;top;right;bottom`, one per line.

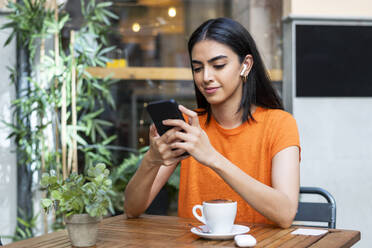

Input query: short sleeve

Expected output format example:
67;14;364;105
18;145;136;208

270;111;301;160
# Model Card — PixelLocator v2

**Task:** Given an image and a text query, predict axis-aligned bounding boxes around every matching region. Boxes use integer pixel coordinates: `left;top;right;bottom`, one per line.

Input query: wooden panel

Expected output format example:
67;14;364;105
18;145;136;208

85;67;283;81
138;0;181;7
268;68;283;82
85;67;193;81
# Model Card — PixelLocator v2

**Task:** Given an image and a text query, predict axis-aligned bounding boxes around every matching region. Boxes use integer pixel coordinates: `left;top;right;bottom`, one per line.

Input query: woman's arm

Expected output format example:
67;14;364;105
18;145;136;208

166;106;300;228
211;146;299;228
124;124;188;218
124;155;177;218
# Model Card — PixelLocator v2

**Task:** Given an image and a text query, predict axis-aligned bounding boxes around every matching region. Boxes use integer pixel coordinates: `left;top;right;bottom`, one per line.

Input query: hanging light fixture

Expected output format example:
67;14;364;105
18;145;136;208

132;22;141;32
168;7;176;18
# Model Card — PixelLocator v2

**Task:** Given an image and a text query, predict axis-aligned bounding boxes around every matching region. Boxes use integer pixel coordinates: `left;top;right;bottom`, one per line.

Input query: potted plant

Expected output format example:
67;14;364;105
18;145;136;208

41;163;113;247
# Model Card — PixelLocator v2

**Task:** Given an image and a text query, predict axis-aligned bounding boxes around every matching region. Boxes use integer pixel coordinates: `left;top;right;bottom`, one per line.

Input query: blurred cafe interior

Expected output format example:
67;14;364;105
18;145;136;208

76;0;283;154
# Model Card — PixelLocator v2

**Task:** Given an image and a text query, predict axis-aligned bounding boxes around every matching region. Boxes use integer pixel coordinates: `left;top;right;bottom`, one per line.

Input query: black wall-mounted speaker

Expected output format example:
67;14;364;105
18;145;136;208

295;24;372;97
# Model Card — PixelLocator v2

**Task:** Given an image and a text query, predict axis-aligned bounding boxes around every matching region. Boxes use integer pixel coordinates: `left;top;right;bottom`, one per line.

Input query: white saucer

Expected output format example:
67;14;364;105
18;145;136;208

190;224;250;240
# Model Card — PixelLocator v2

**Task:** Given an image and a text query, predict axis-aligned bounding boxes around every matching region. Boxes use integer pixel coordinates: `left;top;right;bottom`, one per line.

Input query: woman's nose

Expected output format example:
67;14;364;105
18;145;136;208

203;67;214;83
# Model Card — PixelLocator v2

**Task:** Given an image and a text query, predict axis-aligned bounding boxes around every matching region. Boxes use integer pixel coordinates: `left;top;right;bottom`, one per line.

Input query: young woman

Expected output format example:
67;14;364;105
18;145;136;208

124;17;300;228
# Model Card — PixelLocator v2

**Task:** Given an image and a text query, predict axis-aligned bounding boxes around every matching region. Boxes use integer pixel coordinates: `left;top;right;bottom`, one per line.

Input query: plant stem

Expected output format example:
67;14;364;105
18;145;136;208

39;36;48;232
53;0;67;179
71;30;78;173
61;76;67;180
53;0;61;179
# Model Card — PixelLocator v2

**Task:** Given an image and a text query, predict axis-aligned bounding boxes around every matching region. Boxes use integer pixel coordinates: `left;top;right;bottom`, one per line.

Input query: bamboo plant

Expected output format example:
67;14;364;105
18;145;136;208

1;0;118;240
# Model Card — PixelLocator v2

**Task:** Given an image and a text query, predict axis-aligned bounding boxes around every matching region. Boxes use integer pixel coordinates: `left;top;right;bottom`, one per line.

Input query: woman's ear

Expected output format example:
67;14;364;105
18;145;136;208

241;54;253;77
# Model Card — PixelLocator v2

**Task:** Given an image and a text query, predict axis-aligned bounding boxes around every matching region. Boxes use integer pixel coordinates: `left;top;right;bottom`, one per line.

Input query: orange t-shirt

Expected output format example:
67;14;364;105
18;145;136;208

178;107;300;224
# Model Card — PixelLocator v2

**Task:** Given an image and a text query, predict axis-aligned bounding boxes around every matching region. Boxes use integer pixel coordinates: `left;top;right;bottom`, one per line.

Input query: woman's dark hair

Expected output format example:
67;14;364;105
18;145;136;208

188;17;283;123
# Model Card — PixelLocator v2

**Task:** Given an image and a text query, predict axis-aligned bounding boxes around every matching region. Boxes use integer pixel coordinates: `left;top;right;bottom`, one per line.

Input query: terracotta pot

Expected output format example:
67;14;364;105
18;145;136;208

65;214;101;247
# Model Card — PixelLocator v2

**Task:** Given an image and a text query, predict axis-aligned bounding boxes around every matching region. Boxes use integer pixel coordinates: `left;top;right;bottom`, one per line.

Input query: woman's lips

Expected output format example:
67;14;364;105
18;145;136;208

205;87;219;94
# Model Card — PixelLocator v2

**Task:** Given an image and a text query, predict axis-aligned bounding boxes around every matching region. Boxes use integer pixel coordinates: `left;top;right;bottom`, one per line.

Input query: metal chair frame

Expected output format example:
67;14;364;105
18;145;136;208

294;186;336;228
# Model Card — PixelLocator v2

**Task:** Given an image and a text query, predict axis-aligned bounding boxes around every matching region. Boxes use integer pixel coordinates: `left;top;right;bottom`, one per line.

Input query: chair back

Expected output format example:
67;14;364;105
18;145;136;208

294;186;336;228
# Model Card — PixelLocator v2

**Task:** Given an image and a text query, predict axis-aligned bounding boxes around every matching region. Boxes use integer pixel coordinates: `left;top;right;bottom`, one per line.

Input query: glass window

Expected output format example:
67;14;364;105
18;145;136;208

69;0;283;156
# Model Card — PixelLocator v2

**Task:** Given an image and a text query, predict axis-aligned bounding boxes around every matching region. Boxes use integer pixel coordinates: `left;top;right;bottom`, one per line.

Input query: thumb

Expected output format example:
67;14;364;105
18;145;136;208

149;124;160;138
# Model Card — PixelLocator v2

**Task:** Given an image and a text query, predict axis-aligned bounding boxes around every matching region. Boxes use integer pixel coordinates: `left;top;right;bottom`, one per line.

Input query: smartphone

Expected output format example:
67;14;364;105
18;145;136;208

146;99;185;136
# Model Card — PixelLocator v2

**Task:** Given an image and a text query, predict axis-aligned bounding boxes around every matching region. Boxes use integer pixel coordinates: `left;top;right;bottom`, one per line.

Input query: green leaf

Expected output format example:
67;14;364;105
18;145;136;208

16;217;30;228
96;2;113;8
59;14;70;30
16;227;26;239
25;228;31;238
104;178;112;187
101;9;119;20
51;190;62;200
82;108;104;120
95;119;113;126
75;133;88;146
40;173;50;186
102;135;117;146
23;0;31;10
3;31;15;46
95;122;107;139
98;46;115;56
41;198;53;208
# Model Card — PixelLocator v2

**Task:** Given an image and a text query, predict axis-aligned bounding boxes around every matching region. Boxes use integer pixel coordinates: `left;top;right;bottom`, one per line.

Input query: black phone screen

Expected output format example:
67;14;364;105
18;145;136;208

146;99;185;136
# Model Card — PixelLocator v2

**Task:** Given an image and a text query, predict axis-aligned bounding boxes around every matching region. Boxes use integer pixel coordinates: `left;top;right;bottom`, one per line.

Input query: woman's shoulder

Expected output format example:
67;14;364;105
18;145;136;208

256;107;297;129
258;107;295;121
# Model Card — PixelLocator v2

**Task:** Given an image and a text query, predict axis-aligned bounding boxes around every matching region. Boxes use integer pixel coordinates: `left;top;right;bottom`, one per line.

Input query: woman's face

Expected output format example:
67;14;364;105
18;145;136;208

191;40;244;108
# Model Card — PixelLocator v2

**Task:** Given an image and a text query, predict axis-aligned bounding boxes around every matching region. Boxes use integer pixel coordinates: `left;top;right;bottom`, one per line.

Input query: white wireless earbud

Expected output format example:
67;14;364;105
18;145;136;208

240;64;247;76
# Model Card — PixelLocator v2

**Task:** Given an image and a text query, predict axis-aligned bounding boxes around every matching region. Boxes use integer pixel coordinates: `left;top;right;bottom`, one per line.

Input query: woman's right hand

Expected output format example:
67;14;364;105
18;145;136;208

146;124;189;168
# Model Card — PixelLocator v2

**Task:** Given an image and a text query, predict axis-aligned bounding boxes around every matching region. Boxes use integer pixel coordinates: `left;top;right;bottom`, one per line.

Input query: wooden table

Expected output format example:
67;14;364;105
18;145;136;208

4;214;360;247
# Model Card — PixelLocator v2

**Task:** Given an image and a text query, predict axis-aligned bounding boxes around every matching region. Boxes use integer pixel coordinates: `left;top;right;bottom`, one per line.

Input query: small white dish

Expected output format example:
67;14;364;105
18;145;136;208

190;224;250;240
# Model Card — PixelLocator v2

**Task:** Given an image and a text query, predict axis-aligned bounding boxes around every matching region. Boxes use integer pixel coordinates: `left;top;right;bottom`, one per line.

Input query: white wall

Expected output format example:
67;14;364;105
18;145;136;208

284;1;372;247
283;0;372;18
0;13;17;244
293;99;372;248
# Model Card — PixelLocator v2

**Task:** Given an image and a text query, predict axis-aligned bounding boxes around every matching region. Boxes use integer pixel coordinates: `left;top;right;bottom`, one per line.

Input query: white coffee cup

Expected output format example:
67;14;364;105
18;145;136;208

192;199;237;234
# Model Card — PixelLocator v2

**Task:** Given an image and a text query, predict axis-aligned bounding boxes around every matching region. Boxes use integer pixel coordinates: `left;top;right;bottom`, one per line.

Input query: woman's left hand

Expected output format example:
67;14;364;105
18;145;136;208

162;105;219;167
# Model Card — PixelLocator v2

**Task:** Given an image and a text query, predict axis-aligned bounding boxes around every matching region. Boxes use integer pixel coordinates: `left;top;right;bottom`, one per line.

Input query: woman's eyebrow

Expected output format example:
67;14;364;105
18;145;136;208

208;55;228;63
192;55;228;65
191;60;202;65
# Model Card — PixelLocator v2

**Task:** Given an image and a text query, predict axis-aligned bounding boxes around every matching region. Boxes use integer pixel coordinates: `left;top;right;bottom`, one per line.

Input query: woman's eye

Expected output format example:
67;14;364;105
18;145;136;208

214;64;225;69
193;67;202;73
